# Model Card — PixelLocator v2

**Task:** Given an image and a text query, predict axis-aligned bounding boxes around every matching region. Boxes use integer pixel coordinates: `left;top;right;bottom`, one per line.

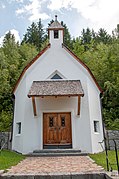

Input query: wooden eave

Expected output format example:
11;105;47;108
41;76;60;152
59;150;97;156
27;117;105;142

48;28;64;31
13;44;51;93
28;94;84;98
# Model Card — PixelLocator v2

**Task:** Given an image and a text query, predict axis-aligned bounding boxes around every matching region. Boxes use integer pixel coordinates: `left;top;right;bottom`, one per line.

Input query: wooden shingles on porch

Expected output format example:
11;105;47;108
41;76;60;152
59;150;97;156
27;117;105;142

28;80;84;116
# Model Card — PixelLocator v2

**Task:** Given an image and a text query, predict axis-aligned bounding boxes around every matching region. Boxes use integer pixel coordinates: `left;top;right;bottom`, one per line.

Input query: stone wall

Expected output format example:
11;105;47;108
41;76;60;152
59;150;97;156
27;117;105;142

107;130;119;150
0;130;119;151
0;132;11;150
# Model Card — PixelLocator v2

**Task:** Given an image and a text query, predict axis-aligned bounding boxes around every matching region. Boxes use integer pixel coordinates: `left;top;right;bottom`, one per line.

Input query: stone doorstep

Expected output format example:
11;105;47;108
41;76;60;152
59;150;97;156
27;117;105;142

27;149;88;157
27;152;88;157
33;149;82;153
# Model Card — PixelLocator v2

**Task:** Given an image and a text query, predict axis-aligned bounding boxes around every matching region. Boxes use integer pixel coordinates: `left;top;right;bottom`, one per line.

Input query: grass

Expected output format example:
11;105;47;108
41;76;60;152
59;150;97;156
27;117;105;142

0;149;119;172
0;150;25;170
89;150;119;171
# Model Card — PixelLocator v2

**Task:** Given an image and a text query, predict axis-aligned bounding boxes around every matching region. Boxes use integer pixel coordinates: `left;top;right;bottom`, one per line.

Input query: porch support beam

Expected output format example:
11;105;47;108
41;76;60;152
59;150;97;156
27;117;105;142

77;96;81;115
32;96;37;116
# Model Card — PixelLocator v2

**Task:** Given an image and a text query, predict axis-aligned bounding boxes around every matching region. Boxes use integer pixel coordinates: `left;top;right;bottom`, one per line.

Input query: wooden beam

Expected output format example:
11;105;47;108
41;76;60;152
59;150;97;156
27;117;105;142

32;97;37;116
78;96;80;115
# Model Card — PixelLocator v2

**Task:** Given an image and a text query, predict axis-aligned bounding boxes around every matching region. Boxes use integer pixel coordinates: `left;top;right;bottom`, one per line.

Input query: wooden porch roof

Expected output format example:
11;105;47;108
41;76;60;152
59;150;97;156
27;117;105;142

28;80;84;98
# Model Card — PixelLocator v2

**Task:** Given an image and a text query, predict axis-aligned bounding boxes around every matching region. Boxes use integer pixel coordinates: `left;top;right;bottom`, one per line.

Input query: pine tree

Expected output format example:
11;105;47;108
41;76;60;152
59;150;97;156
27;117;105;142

95;28;111;44
80;28;93;51
61;21;73;49
22;19;45;50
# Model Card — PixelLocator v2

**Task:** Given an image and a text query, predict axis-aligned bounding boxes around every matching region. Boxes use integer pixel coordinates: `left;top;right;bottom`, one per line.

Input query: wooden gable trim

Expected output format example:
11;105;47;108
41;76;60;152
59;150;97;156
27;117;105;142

62;44;103;93
28;94;84;98
13;44;51;93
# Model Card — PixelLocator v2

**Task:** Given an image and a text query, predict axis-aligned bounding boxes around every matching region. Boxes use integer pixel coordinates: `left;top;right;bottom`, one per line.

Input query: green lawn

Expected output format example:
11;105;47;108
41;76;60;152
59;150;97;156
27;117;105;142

0;149;119;172
89;150;119;171
0;150;25;170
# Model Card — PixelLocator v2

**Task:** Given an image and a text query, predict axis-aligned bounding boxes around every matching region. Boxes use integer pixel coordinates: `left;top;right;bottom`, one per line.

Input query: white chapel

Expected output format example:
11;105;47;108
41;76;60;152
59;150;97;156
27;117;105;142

12;16;104;154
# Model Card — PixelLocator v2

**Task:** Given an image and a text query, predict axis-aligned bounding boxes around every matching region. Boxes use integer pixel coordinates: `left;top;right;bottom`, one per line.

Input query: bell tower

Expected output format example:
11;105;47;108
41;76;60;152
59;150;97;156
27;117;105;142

48;15;64;47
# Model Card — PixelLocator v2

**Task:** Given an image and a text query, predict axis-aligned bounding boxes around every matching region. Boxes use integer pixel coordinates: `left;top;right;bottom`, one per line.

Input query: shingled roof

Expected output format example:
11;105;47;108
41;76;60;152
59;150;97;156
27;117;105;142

28;80;84;97
48;15;64;30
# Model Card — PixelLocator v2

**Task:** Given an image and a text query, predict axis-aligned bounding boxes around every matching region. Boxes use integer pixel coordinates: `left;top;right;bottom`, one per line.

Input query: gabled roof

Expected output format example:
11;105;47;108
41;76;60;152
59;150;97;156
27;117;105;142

48;15;64;30
48;21;64;30
13;43;103;94
28;80;84;98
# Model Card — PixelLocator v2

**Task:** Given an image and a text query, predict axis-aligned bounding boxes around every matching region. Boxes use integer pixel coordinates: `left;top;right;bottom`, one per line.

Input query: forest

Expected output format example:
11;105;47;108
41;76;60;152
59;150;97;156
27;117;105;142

0;19;119;131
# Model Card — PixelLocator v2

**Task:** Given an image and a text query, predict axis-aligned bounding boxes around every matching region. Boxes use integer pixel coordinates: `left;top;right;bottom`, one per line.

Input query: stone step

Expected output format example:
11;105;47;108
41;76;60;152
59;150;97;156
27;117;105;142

28;153;88;157
28;152;87;157
33;149;81;153
27;149;88;157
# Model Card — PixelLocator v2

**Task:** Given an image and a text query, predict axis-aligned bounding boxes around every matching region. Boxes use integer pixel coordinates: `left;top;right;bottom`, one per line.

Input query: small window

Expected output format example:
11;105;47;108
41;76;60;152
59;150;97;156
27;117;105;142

51;74;62;79
61;117;65;127
49;117;54;127
94;121;99;133
54;30;59;38
16;122;21;134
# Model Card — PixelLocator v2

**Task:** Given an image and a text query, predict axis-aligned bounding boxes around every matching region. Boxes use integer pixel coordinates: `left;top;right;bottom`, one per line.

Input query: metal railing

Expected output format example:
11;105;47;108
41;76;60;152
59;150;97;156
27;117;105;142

100;138;119;174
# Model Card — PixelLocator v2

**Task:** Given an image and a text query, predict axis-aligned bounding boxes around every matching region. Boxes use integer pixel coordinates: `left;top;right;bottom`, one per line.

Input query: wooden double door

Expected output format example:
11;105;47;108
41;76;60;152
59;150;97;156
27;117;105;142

43;113;72;148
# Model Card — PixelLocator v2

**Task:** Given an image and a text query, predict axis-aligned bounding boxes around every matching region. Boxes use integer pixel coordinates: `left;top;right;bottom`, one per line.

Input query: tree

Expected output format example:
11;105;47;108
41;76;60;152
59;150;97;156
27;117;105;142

0;32;21;131
2;31;20;86
80;28;93;51
18;43;38;71
72;37;85;58
95;28;111;44
22;19;45;50
112;24;119;38
79;41;119;129
0;32;38;131
61;21;73;49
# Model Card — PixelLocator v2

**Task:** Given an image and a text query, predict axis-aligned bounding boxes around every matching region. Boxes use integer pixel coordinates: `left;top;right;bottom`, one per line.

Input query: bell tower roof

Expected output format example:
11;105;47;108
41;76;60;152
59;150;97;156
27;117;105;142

48;15;64;30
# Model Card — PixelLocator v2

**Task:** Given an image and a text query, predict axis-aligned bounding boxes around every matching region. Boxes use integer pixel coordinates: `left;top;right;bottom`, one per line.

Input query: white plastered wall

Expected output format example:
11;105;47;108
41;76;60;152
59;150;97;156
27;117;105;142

12;77;26;153
87;77;104;153
12;29;104;154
